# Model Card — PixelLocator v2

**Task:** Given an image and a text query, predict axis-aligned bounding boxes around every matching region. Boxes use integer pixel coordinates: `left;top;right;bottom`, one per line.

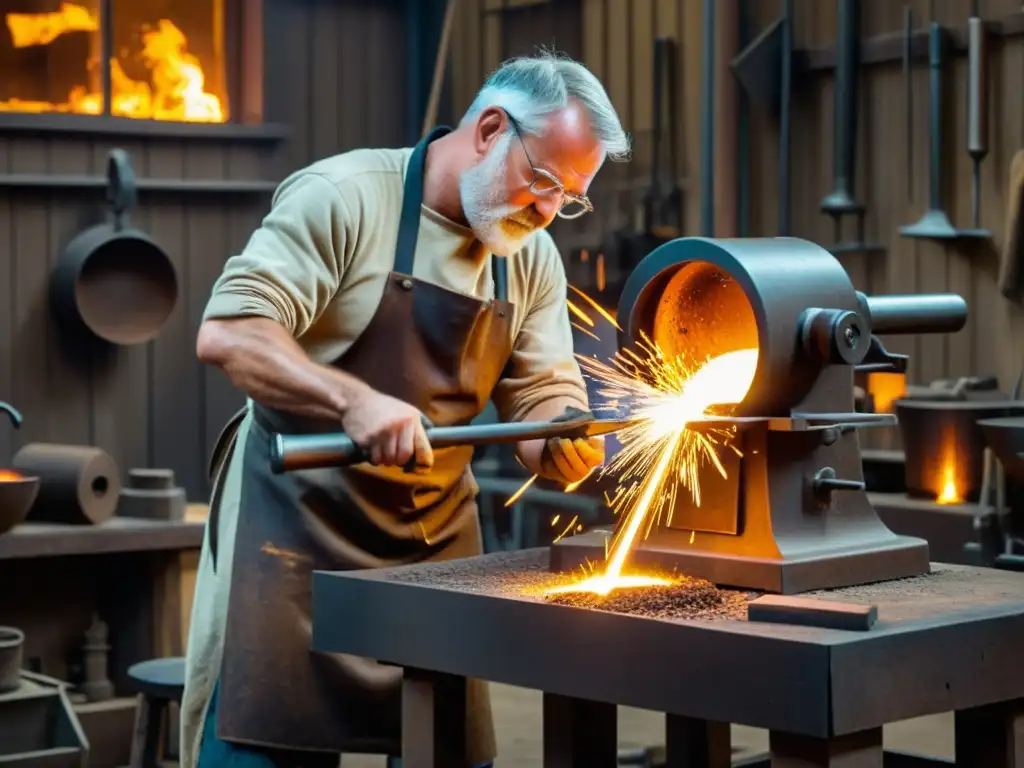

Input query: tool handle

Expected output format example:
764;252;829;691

833;0;860;195
927;22;945;211
967;15;988;158
269;419;599;473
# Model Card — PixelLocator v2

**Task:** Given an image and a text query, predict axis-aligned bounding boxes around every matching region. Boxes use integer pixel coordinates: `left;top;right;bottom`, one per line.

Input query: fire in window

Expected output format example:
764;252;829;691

0;0;228;122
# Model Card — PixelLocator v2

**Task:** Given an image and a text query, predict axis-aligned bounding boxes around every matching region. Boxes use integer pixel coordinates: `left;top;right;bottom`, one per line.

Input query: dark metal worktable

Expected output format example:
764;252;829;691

312;548;1024;767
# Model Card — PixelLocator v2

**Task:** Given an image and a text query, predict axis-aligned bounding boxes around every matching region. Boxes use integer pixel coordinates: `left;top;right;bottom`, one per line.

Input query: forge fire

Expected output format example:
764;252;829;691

0;0;225;121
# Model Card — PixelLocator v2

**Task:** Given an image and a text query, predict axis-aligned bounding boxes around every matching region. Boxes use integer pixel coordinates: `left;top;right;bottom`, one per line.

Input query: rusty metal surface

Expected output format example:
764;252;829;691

312;548;1024;738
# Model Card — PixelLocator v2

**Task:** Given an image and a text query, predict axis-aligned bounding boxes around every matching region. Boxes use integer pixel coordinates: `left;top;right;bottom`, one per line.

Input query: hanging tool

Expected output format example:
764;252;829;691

821;0;883;255
730;0;802;235
900;2;990;240
420;0;458;139
902;6;914;204
616;36;683;270
700;0;716;236
967;0;989;230
270;416;642;473
1000;149;1024;302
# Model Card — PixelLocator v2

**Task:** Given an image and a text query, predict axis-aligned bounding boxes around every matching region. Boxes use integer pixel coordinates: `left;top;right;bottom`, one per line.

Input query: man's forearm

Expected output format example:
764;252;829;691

196;317;368;421
515;396;588;476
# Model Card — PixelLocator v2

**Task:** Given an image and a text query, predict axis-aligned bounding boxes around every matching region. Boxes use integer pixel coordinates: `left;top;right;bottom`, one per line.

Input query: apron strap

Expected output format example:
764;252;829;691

492;254;508;303
397;126;511;305
394;126;452;276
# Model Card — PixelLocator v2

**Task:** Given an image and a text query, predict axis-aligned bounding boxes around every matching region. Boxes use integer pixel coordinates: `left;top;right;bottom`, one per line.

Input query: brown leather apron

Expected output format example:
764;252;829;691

211;127;510;763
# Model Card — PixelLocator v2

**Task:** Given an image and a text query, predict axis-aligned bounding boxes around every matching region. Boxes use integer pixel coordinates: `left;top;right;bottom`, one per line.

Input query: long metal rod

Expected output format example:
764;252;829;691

926;20;946;213
700;0;716;236
778;0;793;236
821;0;861;217
270;418;635;473
864;293;968;334
903;6;914;203
737;0;751;236
967;0;989;229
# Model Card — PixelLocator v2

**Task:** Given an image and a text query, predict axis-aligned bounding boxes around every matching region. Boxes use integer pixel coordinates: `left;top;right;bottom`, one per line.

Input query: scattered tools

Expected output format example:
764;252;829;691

616;36;683;271
900;4;990;241
820;0;882;255
1000;149;1024;302
12;443;120;525
270;415;641;473
967;0;989;231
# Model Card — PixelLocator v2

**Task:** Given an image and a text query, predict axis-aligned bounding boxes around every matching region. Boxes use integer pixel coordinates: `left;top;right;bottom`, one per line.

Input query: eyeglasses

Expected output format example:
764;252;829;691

505;111;594;220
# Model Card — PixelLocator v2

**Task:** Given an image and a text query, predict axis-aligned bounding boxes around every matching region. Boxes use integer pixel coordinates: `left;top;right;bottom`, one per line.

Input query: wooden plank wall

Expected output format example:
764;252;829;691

448;0;1024;394
0;0;412;502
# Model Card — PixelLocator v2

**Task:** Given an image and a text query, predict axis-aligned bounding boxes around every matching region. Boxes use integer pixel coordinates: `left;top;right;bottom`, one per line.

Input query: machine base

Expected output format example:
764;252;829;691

549;530;931;594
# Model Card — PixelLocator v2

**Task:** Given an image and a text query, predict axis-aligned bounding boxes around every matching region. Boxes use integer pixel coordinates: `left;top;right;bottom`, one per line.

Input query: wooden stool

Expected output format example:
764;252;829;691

126;657;185;768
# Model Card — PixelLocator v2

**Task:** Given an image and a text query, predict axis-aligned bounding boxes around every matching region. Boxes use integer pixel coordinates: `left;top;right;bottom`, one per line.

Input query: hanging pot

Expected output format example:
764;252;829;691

895;397;1024;503
51;149;178;345
0;401;39;536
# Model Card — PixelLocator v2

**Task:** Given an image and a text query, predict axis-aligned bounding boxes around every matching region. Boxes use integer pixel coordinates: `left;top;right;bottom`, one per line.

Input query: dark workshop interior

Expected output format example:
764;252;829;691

2;0;1024;765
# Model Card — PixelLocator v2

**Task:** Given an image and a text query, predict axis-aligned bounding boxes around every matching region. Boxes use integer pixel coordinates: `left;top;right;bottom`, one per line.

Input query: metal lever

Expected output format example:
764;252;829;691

813;466;865;504
0;401;22;429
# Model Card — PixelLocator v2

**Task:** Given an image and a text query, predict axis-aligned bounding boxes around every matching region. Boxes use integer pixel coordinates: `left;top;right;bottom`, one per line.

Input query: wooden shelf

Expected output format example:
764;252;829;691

0;517;204;561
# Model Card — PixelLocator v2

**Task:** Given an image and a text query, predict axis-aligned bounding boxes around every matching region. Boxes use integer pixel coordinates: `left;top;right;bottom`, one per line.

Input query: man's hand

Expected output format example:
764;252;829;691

536;406;605;484
540;435;605;484
342;386;433;469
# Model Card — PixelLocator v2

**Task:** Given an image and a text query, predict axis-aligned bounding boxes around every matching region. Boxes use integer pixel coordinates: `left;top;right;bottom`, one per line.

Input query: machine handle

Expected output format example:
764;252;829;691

862;292;967;334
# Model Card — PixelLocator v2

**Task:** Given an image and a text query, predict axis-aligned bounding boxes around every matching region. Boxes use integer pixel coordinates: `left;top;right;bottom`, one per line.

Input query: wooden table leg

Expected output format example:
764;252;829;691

401;667;467;768
542;692;617;768
665;714;731;767
769;728;883;767
955;699;1024;767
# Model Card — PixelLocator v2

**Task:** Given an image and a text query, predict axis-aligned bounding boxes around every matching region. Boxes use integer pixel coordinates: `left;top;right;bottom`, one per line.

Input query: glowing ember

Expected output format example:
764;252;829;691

2;3;224;122
0;470;23;482
936;461;962;505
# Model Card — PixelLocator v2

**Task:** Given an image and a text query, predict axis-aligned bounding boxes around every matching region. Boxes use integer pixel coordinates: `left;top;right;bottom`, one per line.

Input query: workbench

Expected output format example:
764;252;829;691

312;548;1024;767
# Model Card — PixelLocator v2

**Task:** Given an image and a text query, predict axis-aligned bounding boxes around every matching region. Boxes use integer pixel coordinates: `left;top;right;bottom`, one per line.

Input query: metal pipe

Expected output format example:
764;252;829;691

778;0;793;236
863;293;968;335
714;0;740;237
967;1;989;229
925;21;945;213
820;0;861;216
903;6;913;203
737;0;751;236
700;0;716;236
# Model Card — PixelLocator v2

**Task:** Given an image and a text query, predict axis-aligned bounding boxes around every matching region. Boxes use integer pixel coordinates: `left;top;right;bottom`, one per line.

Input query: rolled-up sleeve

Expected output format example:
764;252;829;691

202;172;353;337
492;239;590;423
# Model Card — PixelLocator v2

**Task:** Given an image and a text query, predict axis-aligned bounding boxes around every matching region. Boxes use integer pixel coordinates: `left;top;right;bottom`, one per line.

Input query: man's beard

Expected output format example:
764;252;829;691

459;133;544;257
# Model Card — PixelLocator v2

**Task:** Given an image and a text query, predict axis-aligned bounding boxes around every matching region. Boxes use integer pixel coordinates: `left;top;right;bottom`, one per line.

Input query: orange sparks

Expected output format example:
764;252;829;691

567;284;621;330
546;340;759;597
566;299;595;327
503;474;537;507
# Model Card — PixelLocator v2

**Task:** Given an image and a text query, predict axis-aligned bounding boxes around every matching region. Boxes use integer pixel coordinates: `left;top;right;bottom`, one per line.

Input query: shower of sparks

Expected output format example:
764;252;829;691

506;289;760;598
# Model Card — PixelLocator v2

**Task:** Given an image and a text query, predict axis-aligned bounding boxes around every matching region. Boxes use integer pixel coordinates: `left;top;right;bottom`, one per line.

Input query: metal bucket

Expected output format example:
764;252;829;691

51;149;178;345
896;398;1024;502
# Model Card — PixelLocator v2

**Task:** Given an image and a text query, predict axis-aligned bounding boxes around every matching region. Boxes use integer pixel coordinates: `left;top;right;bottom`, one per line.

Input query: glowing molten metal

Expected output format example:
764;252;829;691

0;470;23;482
2;3;224;122
546;343;759;597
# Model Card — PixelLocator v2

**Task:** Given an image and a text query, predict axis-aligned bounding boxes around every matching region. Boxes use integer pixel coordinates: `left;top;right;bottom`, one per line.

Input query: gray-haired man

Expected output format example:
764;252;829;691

181;52;630;768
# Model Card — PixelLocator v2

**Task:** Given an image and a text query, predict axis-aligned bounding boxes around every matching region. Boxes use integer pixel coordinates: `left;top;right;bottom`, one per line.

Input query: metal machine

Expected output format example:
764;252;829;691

551;237;968;594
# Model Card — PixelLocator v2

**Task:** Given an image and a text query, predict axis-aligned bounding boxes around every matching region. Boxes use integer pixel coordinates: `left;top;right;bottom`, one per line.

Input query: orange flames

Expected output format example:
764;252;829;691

936;458;963;505
2;2;224;122
0;470;24;482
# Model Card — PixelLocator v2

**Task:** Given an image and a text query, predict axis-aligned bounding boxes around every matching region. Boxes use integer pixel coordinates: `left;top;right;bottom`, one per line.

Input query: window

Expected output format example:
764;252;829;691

0;0;232;123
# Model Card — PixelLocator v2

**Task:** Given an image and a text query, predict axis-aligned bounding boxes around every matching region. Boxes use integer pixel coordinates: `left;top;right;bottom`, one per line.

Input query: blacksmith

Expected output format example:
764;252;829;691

182;51;630;768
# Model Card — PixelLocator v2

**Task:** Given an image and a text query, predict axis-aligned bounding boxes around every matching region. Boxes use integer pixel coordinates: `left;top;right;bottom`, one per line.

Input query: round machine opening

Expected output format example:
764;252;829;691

652;260;759;372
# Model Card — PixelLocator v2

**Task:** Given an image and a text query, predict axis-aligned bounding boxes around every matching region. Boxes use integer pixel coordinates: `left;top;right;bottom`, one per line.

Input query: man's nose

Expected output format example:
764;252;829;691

533;195;561;223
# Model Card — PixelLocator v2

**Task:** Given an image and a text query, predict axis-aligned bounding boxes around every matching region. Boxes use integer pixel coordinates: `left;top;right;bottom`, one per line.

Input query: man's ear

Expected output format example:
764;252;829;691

474;107;508;154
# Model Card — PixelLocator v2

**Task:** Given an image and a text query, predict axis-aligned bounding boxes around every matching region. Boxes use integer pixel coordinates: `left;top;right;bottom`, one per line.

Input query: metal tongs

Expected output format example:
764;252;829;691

269;414;641;474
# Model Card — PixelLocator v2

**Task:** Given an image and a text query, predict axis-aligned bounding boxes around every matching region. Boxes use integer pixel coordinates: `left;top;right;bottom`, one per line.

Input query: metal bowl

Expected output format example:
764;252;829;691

977;416;1024;484
0;473;39;535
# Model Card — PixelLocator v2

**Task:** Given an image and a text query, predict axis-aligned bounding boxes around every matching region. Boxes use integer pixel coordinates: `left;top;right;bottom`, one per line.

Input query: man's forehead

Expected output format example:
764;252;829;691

529;102;604;183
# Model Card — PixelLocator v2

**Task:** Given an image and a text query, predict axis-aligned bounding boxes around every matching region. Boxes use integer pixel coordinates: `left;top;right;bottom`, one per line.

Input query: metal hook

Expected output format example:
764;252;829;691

0;401;23;430
106;148;138;232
